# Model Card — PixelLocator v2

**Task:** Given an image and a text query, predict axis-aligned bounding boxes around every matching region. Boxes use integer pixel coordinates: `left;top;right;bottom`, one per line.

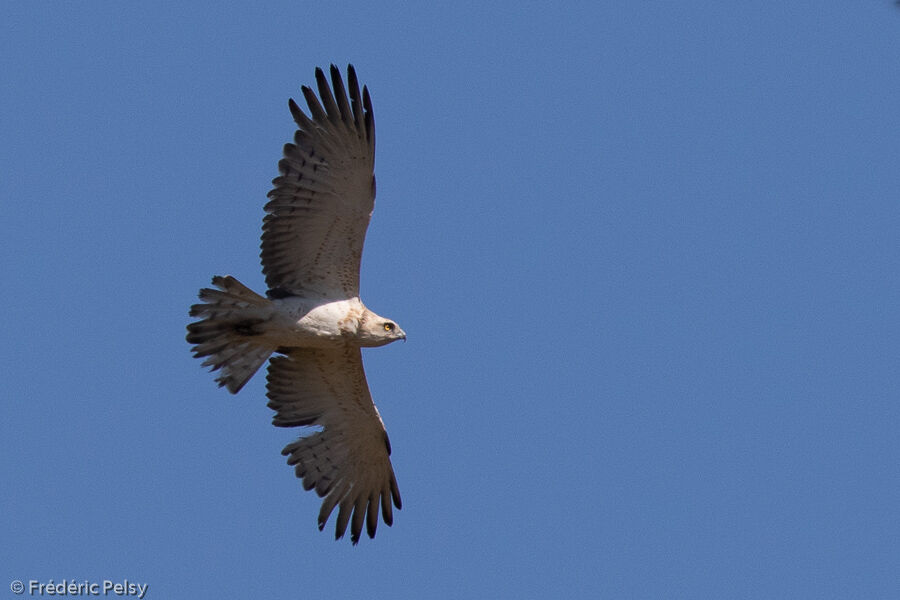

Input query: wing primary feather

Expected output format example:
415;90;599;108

318;479;351;531
318;499;338;531
390;472;402;509
287;98;312;131
362;85;375;150
315;65;340;124
347;65;364;131
329;64;353;127
350;496;369;544
301;84;327;123
335;498;353;540
366;493;379;538
381;487;394;526
350;495;367;544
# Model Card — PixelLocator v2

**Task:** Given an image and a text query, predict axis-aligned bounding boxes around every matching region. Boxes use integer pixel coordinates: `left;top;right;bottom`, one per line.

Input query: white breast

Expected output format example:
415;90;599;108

269;296;362;347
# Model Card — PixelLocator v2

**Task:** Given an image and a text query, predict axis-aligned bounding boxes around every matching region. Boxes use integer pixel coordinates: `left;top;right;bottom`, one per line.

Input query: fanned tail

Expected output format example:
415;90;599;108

186;275;275;393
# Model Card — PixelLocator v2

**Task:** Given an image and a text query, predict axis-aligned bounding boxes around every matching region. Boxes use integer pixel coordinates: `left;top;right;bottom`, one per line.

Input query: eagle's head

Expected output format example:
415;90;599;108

357;309;406;347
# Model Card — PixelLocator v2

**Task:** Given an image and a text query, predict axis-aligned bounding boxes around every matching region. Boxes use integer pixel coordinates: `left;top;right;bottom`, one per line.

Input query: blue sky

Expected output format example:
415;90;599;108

2;2;899;598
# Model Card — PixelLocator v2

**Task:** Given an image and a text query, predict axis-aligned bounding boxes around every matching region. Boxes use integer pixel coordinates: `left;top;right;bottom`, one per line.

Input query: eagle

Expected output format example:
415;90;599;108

186;65;406;544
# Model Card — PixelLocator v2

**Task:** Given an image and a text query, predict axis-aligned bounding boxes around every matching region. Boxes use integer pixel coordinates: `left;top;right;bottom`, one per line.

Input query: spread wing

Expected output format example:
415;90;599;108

262;64;375;298
266;347;401;544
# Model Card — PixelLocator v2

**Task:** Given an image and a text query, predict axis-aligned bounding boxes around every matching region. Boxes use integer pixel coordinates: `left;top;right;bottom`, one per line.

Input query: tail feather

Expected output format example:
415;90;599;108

187;276;275;393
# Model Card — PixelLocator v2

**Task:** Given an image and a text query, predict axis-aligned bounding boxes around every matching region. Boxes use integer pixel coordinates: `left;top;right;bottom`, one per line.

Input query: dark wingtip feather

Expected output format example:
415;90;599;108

392;476;403;510
314;67;336;115
288;98;305;123
362;85;372;111
335;504;351;541
346;66;363;130
300;85;326;122
300;86;317;107
381;491;394;526
366;497;379;539
362;85;374;146
350;498;366;544
328;64;353;125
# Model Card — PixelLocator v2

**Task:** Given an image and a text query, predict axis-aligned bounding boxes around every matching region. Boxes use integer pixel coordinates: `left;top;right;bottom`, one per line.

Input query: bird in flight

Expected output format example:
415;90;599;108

186;65;405;544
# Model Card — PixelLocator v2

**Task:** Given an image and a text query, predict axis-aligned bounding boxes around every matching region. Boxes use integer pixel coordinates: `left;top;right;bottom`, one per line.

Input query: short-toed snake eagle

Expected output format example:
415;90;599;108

186;65;405;544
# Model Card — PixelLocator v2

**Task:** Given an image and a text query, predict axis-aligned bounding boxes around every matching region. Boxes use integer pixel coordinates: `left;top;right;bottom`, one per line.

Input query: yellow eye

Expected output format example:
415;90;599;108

383;322;394;332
